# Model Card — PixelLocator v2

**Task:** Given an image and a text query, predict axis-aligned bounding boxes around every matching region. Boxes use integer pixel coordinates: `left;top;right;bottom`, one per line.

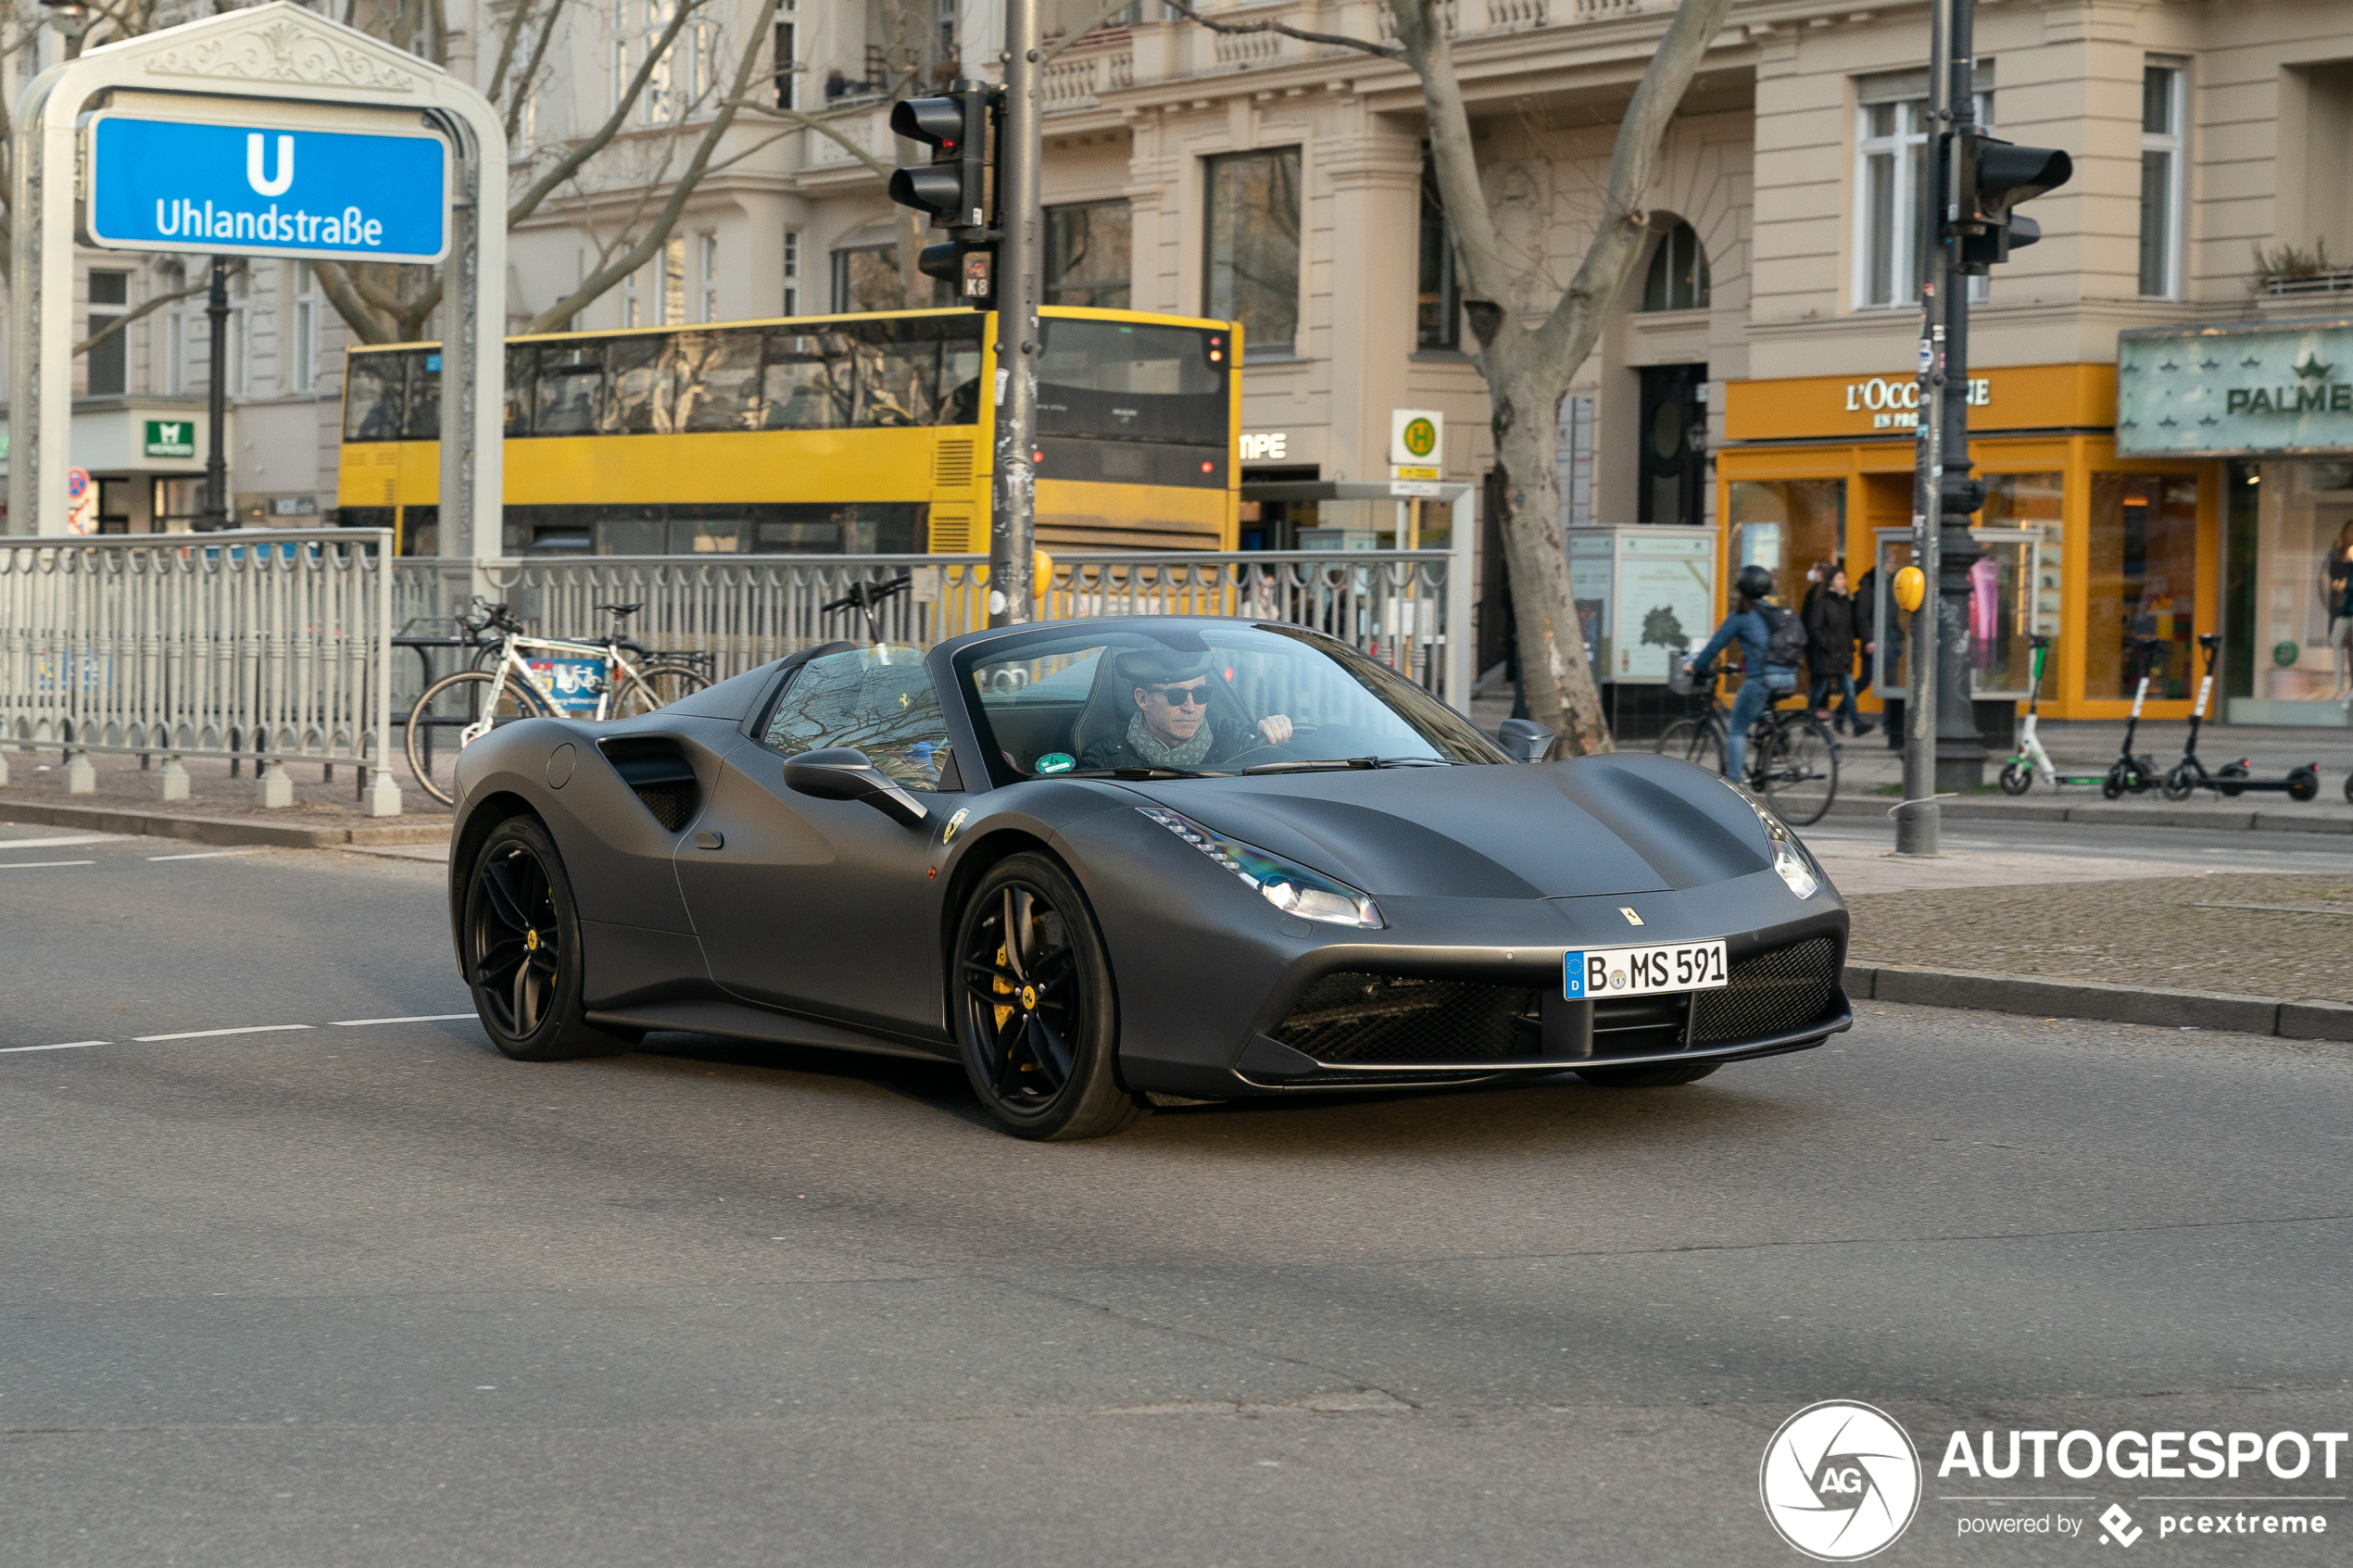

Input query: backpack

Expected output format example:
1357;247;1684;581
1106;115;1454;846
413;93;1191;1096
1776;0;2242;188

1760;604;1807;670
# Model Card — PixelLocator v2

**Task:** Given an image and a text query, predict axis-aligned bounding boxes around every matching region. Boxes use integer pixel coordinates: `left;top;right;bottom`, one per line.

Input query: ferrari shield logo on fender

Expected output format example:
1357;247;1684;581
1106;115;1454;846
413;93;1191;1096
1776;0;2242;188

939;807;969;847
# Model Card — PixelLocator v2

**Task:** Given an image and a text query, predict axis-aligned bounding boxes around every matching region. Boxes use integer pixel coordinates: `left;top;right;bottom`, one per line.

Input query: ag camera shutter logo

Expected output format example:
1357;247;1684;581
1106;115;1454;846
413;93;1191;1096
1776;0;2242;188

1760;1400;1921;1561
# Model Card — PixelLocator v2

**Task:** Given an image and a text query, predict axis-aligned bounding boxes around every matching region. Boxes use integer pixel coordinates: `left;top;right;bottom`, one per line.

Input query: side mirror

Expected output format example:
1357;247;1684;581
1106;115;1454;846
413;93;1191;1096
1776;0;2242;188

783;747;929;827
1497;718;1555;764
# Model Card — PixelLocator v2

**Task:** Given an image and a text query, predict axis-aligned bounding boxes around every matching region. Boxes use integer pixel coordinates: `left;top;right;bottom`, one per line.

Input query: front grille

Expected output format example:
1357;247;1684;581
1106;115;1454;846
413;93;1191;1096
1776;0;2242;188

632;780;696;832
1592;994;1689;1057
1275;972;1541;1064
1691;937;1840;1045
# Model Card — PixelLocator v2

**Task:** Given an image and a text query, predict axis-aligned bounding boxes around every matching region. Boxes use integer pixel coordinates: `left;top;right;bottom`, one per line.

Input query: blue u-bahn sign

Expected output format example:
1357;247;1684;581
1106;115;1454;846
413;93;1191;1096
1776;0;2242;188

84;112;450;263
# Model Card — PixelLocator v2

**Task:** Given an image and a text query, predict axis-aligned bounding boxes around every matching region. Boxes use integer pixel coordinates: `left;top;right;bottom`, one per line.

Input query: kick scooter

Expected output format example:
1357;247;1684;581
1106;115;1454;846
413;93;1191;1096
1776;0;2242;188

2162;633;2322;801
2100;637;2168;799
1999;636;2114;795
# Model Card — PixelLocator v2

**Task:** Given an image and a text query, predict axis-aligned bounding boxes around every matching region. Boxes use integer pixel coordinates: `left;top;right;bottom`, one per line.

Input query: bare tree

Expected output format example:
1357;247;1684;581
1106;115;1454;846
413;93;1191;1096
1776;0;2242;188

1167;0;1737;756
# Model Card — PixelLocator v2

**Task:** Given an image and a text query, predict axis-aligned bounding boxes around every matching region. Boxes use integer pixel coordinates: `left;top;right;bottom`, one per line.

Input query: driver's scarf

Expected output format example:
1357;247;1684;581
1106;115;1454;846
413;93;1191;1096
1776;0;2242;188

1126;711;1216;769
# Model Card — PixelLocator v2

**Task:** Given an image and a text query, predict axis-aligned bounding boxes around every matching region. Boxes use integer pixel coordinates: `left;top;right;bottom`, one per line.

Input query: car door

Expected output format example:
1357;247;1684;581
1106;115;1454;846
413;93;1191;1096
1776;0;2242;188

673;647;957;1037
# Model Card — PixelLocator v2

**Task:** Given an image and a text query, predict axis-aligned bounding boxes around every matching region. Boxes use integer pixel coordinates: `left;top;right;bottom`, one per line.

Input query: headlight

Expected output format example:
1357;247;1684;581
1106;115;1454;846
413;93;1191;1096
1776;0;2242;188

1723;783;1822;899
1138;806;1385;928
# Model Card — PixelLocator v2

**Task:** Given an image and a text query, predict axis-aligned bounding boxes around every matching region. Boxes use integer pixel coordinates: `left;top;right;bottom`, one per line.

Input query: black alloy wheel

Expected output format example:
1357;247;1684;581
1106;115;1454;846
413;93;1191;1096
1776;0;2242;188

952;852;1145;1140
462;816;638;1061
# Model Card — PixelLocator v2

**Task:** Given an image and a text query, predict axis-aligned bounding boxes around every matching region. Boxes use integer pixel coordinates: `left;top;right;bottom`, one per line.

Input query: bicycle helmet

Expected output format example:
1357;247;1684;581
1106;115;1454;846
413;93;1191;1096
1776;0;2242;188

1735;564;1775;603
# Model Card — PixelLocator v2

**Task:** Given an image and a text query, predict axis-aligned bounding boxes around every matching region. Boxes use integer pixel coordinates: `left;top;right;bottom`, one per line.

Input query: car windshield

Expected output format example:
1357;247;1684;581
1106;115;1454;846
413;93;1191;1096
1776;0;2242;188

954;622;1506;784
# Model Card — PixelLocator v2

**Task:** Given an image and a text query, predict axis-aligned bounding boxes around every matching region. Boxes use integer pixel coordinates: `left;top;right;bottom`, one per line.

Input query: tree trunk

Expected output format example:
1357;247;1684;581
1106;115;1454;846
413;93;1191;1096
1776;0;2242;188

1489;377;1611;755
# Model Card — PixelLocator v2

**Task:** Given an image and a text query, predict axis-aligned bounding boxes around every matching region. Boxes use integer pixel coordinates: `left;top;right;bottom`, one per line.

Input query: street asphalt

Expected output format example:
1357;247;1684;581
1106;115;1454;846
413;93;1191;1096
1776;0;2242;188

1;824;2347;1566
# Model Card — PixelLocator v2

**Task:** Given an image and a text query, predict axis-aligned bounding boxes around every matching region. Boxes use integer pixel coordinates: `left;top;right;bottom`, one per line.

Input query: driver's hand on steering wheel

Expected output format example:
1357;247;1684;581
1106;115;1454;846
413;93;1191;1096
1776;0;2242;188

1254;714;1295;746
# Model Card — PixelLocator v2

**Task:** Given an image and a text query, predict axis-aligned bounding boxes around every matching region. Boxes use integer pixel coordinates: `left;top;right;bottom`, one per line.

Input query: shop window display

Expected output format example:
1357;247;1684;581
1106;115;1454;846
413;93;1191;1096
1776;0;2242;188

2088;473;2198;699
1976;472;2063;695
1729;480;1844;607
2247;461;2353;708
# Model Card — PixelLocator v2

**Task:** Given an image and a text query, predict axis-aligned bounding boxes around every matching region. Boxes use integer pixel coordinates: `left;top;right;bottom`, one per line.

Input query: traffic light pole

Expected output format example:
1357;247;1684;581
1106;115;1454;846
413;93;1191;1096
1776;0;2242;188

988;0;1042;627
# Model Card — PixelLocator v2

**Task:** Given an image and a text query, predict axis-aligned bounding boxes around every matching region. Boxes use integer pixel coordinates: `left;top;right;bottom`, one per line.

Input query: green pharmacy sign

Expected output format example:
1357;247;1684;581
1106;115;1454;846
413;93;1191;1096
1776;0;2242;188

144;418;196;458
2119;320;2353;456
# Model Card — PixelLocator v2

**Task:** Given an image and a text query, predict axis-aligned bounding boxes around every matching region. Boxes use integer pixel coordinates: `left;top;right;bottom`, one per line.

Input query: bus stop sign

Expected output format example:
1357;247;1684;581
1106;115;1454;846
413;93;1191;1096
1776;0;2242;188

84;112;449;263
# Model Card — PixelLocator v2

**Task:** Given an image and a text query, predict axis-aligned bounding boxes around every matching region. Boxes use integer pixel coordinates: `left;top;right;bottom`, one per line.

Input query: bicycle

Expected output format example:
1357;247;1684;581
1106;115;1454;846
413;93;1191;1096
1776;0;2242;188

1654;663;1840;826
405;599;712;806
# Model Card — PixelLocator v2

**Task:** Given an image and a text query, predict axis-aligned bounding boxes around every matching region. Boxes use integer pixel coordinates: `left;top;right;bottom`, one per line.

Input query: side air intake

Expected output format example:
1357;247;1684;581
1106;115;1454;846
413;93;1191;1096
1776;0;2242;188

598;737;699;832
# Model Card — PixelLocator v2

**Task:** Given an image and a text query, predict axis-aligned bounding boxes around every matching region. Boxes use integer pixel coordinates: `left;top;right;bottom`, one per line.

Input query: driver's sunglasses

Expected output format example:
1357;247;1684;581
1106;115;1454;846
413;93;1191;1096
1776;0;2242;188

1148;683;1211;708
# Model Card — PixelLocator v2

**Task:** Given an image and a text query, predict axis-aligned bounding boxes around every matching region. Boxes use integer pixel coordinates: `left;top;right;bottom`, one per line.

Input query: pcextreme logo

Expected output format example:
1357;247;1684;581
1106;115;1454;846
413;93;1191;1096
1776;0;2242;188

1761;1401;1922;1561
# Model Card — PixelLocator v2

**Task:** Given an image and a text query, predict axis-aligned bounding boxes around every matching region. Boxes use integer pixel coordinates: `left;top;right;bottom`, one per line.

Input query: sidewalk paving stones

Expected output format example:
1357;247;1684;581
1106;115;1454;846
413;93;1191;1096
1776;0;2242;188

0;746;449;847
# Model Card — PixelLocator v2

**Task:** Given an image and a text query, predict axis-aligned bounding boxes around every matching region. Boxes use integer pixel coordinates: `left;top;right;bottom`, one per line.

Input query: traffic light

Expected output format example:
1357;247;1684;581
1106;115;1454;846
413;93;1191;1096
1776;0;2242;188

889;84;1000;306
1946;131;2071;270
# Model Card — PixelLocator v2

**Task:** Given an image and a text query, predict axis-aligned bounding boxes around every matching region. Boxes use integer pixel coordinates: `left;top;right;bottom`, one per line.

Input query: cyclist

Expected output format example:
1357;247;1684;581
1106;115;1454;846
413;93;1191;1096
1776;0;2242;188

1684;564;1803;781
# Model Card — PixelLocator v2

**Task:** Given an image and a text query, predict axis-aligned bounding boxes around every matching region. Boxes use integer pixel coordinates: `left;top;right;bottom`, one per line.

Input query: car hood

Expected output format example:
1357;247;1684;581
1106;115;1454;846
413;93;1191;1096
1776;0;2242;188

1117;754;1774;899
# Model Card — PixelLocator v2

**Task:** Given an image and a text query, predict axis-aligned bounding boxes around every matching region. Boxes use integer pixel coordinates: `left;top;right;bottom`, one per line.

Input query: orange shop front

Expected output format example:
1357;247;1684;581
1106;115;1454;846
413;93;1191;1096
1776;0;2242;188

1713;364;2221;721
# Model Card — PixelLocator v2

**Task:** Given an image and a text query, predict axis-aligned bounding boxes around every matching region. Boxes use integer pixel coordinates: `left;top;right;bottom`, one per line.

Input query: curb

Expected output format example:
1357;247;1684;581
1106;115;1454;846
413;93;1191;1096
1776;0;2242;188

1843;960;2353;1042
0;797;450;849
1822;792;2353;834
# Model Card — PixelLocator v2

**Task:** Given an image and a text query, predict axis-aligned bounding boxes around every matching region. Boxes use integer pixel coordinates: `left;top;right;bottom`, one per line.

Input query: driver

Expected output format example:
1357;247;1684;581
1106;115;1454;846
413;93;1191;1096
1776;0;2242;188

1079;649;1293;771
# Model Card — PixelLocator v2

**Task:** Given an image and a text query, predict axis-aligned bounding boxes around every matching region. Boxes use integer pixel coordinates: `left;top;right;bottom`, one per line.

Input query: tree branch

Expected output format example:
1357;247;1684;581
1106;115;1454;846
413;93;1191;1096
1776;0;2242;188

724;98;896;181
504;0;565;145
528;0;786;332
507;0;715;231
484;0;540;110
1158;0;1402;62
1038;0;1138;69
310;258;403;345
69;260;243;357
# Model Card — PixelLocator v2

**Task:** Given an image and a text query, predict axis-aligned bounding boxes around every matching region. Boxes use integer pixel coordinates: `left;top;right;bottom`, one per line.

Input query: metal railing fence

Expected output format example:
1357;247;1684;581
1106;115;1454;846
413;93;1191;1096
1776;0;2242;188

0;529;401;812
392;547;1473;709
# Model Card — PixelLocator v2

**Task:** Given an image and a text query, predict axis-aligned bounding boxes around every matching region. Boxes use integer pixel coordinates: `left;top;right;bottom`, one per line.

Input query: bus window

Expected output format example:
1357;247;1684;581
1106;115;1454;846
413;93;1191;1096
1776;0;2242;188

1036;320;1227;447
535;342;605;435
857;333;939;428
677;329;763;432
945;341;983;425
606;337;668;434
343;352;407;442
761;332;854;429
404;351;442;439
602;516;664;555
504;345;534;436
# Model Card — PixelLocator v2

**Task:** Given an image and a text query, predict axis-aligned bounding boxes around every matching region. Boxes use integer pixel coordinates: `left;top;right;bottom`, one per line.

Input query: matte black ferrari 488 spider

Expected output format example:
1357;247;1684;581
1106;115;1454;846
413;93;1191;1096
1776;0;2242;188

447;617;1850;1138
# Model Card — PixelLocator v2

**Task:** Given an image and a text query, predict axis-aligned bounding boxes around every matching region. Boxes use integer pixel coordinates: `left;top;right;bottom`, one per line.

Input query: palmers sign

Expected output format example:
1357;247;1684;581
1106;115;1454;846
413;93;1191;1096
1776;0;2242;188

2120;319;2353;457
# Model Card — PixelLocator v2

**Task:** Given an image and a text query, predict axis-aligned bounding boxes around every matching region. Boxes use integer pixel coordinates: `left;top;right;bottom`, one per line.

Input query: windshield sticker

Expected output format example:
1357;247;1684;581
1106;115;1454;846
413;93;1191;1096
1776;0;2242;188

1036;752;1076;775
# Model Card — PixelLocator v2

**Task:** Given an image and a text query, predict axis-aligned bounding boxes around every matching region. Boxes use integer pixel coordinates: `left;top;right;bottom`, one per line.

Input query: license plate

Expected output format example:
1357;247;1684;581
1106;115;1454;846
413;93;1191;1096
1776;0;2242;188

1564;940;1728;999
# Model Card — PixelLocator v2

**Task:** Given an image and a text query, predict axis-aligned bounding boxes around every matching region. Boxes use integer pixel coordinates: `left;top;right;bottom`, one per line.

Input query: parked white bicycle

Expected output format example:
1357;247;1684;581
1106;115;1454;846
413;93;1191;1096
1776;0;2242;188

405;599;711;806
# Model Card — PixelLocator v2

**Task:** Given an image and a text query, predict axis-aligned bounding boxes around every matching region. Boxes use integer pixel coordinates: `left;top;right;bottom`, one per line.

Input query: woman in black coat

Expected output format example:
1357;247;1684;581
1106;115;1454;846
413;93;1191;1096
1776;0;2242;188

1804;564;1873;737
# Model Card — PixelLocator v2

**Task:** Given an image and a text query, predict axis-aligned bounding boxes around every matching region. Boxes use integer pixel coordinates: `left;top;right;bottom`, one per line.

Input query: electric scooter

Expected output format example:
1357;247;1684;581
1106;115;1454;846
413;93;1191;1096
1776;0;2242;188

1999;636;2113;795
2162;633;2322;801
2100;637;2168;799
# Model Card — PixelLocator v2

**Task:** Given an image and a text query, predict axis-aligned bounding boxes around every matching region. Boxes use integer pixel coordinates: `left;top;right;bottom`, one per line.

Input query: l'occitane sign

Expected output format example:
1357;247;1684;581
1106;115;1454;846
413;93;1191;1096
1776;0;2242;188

1724;363;2116;444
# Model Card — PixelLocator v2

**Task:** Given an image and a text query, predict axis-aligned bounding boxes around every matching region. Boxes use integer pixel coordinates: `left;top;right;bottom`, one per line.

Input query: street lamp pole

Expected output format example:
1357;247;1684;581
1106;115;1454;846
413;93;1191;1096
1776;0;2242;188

988;0;1041;627
200;257;230;532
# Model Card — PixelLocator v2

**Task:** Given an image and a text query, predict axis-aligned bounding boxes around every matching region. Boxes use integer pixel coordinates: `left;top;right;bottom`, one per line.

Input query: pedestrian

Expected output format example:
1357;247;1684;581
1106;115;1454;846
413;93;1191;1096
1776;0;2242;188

1685;564;1805;783
1804;563;1873;736
1853;563;1878;699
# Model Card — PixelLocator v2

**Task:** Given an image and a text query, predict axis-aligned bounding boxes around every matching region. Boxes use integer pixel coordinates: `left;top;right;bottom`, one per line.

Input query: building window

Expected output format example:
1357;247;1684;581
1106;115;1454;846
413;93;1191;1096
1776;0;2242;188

2139;63;2185;298
1044;200;1130;308
774;16;796;108
87;269;128;395
614;0;680;123
834;244;902;313
160;262;186;395
699;234;721;321
1416;157;1458;350
623;264;643;328
1642;220;1711;312
661;233;688;324
292;261;317;394
783;230;801;316
1855;67;1991;309
1204;147;1301;358
2089;473;2198;698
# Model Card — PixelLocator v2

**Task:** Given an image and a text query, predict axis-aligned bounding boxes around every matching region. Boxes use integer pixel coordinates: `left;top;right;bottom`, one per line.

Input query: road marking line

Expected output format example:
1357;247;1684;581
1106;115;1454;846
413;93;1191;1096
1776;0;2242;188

0;859;96;870
0;833;122;848
147;848;266;861
329;1013;477;1026
132;1024;314;1042
0;1041;108;1053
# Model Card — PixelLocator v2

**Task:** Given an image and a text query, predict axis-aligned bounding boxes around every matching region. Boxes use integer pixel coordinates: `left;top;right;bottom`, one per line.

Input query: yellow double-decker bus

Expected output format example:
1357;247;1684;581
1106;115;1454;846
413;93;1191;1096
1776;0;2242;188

337;305;1241;558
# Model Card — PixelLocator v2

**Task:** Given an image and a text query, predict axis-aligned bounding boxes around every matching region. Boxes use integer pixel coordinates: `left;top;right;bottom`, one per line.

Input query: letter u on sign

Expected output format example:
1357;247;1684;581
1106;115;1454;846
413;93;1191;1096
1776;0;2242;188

247;133;293;196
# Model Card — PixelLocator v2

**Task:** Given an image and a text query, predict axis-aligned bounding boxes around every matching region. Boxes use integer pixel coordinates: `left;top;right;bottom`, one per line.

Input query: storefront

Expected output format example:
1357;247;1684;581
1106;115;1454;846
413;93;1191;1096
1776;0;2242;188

2119;319;2353;730
1716;363;2221;721
0;397;223;533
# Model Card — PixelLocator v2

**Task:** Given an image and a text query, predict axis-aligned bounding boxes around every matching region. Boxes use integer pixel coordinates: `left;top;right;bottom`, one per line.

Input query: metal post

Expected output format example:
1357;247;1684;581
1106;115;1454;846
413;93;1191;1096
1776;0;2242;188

1929;0;1989;794
988;0;1040;628
1898;0;1954;857
201;257;230;532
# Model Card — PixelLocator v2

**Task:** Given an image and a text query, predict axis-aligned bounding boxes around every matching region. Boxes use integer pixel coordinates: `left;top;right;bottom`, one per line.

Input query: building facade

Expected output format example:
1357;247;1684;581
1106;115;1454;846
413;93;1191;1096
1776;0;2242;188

14;0;2352;727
